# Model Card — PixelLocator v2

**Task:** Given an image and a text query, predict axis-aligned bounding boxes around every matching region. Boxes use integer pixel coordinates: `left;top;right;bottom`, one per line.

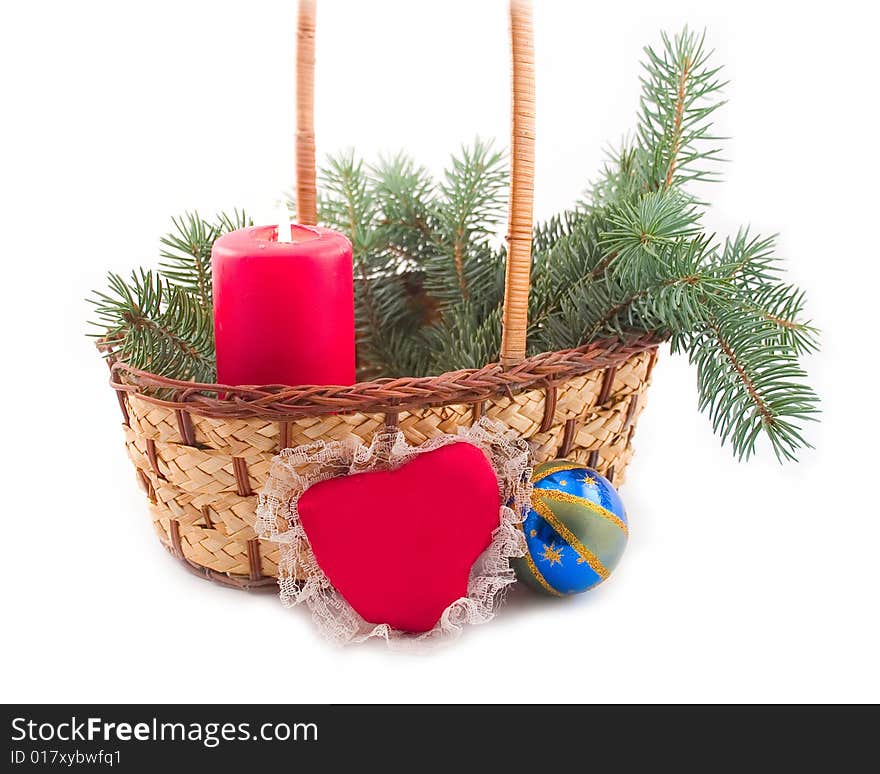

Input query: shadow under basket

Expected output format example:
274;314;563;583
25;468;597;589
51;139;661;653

105;335;659;590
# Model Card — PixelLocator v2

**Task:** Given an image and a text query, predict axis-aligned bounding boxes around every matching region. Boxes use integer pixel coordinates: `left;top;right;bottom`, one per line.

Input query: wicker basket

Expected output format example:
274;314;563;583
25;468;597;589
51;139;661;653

102;0;660;590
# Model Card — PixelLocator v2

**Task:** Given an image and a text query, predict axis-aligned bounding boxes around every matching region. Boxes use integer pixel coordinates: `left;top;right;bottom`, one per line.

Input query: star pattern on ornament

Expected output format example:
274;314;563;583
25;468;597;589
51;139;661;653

539;541;564;567
581;474;597;487
559;479;568;486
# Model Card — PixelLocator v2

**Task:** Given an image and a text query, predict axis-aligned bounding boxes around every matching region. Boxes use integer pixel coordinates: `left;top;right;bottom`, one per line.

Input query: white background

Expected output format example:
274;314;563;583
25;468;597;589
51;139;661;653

2;0;878;703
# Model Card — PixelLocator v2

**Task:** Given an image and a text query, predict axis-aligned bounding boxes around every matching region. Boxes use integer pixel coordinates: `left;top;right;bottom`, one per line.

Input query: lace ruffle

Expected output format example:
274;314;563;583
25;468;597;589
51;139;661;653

255;418;532;647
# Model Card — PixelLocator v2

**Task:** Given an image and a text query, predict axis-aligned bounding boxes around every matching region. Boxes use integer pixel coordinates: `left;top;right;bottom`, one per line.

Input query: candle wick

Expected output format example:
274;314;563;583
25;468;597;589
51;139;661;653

277;204;292;243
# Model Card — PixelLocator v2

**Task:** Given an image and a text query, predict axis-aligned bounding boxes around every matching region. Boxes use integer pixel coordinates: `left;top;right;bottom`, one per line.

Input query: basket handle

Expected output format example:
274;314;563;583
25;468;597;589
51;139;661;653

500;0;535;366
295;0;318;226
295;0;535;367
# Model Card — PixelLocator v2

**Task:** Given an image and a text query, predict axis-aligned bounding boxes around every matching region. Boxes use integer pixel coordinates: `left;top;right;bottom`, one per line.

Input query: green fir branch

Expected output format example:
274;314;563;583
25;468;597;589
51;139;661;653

372;153;440;267
319;151;379;258
158;210;251;309
731;283;819;355
427;301;503;374
89;269;215;382
600;188;703;284
637;28;727;190
590;144;653;209
158;212;214;310
675;309;819;462
430;139;507;301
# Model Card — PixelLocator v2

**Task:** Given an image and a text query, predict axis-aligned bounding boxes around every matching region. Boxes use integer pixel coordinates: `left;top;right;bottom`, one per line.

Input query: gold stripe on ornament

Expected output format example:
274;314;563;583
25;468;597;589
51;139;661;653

530;496;610;581
531;461;583;483
517;525;562;596
537;489;629;536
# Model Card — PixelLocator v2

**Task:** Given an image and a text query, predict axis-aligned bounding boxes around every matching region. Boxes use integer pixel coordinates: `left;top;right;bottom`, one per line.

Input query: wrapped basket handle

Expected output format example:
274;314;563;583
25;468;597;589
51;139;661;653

295;0;535;367
295;0;318;226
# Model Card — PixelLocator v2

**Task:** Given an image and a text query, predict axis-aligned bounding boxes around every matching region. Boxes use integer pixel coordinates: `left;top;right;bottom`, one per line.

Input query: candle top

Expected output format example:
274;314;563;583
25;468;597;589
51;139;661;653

213;224;352;260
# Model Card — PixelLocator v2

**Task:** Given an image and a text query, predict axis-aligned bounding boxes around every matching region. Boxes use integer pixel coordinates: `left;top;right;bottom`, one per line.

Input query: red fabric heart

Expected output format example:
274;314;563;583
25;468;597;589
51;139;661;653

297;442;501;633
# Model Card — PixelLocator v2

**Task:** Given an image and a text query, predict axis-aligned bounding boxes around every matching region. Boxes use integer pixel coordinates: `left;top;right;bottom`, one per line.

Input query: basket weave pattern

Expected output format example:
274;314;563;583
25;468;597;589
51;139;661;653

114;344;657;589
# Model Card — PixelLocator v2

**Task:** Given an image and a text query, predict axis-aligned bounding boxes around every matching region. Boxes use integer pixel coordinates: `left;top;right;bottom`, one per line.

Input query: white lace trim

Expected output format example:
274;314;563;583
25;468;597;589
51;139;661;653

255;418;532;647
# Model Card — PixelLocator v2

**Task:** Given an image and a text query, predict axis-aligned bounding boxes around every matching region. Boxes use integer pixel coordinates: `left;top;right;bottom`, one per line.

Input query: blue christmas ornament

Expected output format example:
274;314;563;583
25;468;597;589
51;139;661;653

512;460;628;596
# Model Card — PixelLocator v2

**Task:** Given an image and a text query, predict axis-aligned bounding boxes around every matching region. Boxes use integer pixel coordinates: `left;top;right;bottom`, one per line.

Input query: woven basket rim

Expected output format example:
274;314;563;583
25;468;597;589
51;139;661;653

103;333;663;420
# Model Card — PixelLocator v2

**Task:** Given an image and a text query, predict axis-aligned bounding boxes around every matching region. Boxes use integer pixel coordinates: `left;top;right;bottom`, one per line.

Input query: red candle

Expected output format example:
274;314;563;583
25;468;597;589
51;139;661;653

212;224;355;387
